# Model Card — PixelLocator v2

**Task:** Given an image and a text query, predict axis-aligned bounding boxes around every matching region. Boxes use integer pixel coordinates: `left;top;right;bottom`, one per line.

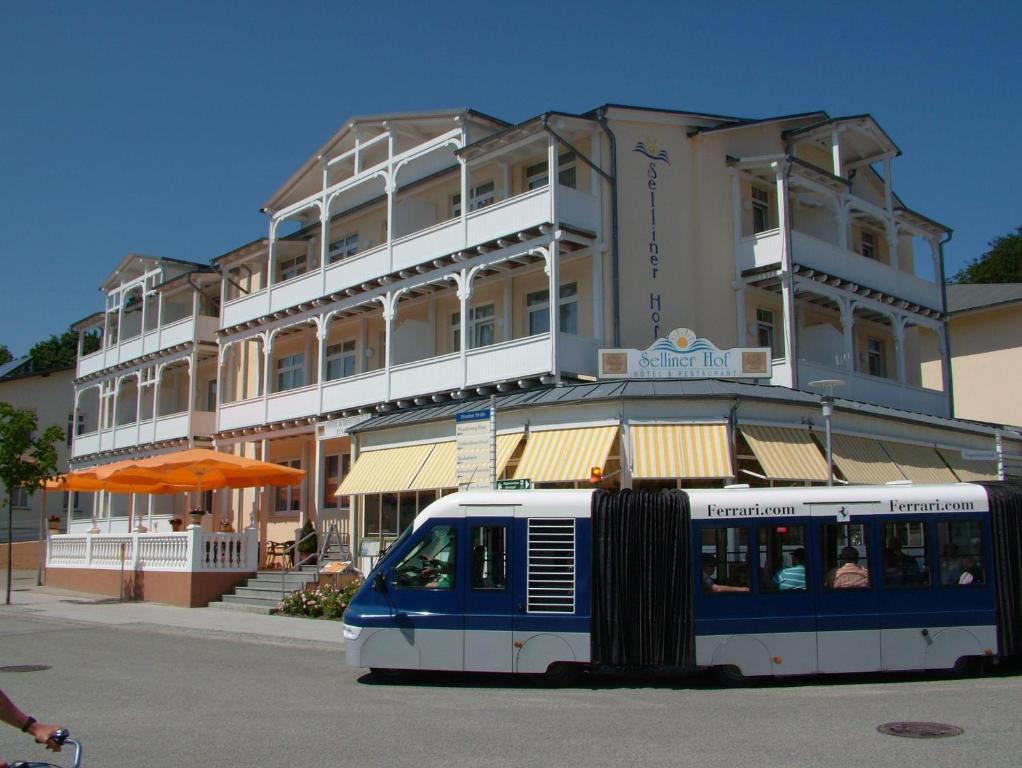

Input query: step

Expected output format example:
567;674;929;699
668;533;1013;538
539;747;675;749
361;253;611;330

234;585;295;600
218;594;283;609
207;600;277;615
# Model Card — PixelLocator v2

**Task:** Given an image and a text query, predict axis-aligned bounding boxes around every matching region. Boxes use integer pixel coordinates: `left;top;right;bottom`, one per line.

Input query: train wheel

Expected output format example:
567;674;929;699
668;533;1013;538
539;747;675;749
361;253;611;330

529;662;583;687
712;664;748;687
369;667;405;682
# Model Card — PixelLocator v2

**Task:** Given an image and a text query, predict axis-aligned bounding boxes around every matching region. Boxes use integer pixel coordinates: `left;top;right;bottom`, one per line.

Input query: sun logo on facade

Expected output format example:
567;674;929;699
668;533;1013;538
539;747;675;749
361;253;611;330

668;328;697;350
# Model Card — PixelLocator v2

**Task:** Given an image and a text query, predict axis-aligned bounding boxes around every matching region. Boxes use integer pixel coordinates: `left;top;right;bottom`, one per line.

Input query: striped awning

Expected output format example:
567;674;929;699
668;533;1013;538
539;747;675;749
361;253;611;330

741;425;829;481
881;441;958;484
513;426;618;483
336;443;433;495
630;423;732;479
830;434;905;485
406;432;525;491
937;449;999;482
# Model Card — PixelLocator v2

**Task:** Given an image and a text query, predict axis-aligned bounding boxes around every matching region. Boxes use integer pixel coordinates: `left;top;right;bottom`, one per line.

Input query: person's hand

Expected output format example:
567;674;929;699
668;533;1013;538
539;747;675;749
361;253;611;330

28;722;63;752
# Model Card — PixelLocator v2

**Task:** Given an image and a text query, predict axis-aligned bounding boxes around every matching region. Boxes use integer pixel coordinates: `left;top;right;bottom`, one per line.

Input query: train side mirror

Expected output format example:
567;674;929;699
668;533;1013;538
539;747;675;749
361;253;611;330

372;572;387;593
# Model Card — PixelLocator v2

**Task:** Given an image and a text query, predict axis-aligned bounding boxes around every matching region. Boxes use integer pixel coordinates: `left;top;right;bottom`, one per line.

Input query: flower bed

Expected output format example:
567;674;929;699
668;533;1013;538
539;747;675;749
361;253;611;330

277;579;363;620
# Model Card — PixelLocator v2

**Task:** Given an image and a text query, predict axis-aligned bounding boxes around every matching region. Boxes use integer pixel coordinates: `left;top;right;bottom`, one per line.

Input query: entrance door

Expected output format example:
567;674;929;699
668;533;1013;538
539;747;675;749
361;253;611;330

463;509;514;672
812;506;881;673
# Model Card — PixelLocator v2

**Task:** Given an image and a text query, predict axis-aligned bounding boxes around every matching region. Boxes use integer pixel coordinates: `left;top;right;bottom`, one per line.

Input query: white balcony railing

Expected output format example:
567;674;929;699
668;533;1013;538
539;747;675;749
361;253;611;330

221;185;599;328
77;315;219;379
72;410;215;459
46;528;260;573
736;230;942;309
796;359;949;417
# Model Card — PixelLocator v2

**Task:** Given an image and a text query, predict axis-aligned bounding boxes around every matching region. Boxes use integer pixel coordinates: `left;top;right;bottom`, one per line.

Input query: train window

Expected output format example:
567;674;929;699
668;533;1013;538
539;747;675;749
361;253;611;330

700;527;751;594
759;525;807;592
822;523;871;590
882;522;930;588
471;525;507;590
393;525;457;590
936;520;985;586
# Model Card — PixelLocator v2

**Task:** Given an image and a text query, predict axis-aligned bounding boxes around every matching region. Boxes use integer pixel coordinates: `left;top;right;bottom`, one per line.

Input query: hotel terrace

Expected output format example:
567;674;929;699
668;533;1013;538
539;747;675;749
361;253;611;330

54;105;1021;591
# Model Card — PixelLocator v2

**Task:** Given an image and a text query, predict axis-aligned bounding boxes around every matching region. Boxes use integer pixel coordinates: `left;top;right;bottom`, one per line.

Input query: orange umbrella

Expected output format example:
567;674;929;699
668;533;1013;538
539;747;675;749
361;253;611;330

93;448;305;491
45;474;192;494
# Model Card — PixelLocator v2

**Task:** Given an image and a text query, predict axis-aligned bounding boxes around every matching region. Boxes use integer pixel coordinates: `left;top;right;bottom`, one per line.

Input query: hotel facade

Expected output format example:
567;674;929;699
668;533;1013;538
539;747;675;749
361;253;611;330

64;105;1021;579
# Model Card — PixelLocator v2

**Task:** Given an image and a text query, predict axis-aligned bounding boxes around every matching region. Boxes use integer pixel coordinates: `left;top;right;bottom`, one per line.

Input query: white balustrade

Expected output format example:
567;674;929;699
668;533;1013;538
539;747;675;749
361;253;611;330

46;528;259;573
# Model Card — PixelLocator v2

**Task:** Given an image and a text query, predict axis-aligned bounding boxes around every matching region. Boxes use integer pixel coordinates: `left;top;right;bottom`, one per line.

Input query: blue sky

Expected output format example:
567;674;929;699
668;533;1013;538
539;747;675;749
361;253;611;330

1;0;1019;355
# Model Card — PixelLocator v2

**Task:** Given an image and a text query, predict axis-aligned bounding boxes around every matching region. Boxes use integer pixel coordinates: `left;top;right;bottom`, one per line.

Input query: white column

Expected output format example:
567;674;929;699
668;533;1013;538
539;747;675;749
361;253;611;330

386;130;395;271
457;269;470;387
831;127;842;177
262;336;272;425
320;207;330;296
382;295;394;402
502;279;512;343
140;284;149;336
593;244;605;345
460;157;469;248
840;299;856;373
186;354;196;444
883;157;894;215
134;372;142;446
312;436;323;533
775;166;796;388
893;314;906;384
735;283;747;347
548;240;560;379
316;316;327;415
267;219;278;288
886;223;899;269
548;132;558;223
836;199;849;252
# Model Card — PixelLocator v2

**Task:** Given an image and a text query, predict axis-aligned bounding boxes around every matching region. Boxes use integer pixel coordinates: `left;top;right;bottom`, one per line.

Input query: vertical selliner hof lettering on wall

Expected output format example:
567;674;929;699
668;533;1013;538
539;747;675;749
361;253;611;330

633;140;671;342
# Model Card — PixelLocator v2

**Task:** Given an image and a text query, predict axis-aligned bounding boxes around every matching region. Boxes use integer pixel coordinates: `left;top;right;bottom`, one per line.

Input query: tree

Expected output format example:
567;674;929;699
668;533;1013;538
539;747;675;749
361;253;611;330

952;225;1022;284
0;402;63;604
0;345;10;366
27;329;99;371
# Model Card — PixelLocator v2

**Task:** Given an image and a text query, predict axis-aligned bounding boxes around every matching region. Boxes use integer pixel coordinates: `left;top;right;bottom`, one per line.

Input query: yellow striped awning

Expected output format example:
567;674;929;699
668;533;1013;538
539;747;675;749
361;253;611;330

830;434;905;485
336;443;433;495
631;423;732;479
741;425;829;481
937;449;998;482
513;426;617;483
879;441;958;484
405;433;525;491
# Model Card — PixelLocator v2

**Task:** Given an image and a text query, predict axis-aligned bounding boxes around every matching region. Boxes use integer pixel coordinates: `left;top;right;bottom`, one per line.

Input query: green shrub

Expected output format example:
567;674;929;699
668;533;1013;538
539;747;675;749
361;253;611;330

277;579;363;620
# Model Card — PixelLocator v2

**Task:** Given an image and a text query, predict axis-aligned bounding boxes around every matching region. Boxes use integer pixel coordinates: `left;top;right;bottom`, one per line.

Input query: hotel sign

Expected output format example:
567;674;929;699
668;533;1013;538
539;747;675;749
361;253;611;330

599;328;771;380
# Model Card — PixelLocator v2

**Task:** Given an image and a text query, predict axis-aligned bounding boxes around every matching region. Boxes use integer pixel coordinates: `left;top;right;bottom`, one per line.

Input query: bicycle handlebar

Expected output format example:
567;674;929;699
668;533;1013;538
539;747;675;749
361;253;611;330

10;729;82;768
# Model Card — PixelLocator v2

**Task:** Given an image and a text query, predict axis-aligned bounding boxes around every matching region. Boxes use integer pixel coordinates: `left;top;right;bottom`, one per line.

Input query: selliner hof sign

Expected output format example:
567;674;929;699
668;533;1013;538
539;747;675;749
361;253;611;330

599;328;771;380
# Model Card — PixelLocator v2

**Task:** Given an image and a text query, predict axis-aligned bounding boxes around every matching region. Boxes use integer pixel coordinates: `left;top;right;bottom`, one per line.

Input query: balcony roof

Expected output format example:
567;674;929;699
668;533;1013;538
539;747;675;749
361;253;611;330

784;114;901;166
689;110;828;137
946;283;1022;314
100;253;209;292
262;109;509;214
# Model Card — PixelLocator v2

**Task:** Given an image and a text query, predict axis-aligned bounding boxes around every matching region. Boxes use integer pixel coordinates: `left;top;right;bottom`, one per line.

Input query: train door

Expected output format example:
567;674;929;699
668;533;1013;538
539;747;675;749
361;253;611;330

463;508;515;673
811;503;881;673
379;518;466;671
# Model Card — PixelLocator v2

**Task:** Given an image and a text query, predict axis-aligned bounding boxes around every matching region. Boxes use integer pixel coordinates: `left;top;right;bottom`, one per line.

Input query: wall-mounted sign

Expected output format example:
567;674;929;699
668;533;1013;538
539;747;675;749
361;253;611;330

599;328;771;380
496;478;532;490
317;414;372;440
456;409;493;490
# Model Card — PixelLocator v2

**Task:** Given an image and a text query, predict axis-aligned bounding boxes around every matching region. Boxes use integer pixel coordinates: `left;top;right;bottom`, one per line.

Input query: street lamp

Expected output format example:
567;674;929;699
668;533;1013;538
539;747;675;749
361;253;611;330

808;379;846;486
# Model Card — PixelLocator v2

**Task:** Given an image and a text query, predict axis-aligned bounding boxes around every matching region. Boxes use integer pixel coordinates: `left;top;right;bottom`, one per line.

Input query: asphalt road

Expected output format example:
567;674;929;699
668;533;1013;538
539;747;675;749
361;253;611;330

2;612;1021;768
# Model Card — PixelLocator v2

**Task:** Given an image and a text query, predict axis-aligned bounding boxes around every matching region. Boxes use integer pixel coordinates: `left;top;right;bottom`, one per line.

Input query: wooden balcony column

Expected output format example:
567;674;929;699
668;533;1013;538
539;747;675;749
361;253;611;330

838;297;858;374
775;162;796;388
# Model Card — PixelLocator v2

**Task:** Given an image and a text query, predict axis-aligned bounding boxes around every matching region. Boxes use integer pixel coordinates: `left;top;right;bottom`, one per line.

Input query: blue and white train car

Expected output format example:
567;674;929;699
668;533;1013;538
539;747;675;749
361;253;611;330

342;482;1022;681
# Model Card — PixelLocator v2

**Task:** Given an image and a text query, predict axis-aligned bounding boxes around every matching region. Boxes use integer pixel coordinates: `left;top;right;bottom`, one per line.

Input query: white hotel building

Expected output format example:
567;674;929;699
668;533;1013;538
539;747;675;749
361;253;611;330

68;105;1019;575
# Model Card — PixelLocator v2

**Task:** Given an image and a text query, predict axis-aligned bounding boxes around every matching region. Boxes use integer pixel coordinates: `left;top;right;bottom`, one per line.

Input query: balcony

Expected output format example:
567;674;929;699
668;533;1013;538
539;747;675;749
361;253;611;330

737;230;942;309
72;411;216;459
221;185;600;328
217;333;600;431
78;316;219;379
796;359;949;417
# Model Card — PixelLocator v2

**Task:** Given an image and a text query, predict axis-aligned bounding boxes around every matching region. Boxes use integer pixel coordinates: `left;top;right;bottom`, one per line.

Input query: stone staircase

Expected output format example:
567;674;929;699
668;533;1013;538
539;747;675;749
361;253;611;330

208;566;320;614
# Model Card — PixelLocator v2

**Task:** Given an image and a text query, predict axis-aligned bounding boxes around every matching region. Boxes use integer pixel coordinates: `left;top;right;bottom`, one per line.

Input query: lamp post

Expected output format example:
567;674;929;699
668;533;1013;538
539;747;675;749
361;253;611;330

808;379;845;486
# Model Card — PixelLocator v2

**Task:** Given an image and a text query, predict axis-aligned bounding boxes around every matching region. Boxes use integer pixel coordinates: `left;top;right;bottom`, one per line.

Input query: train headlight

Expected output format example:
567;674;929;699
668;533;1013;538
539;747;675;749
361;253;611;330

342;624;362;641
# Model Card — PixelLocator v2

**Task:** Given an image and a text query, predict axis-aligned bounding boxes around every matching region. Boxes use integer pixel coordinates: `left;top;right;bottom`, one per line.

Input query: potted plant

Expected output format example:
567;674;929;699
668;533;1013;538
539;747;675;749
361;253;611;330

297;519;318;565
219;517;234;533
47;515;60;533
187;508;206;527
170;518;183;532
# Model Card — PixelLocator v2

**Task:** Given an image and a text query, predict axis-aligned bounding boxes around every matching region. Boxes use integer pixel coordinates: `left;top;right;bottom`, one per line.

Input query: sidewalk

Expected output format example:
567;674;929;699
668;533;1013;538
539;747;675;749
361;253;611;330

1;571;345;648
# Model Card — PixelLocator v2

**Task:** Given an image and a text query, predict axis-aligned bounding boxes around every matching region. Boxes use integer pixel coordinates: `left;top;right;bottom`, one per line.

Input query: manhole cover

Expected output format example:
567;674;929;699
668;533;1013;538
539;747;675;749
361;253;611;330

878;722;963;739
0;665;51;674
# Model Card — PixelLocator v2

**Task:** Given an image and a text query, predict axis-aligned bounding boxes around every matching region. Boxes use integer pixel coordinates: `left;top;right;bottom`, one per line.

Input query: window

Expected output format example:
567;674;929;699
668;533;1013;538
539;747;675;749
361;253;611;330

526;152;577;191
882;522;929;588
206;379;217;411
393;525;457;590
275;353;305;391
527;283;578;336
278;254;307;281
867;337;886;378
471;524;507;590
325;340;357;380
822;523;870;589
751;187;771;233
860;230;877;260
274;459;301;514
66;412;84;447
759;524;807;592
700;526;750;593
322;453;350;509
937;519;985;586
451;181;496;217
452;304;496;351
11;487;30;509
381;493;399;536
755;308;775;355
328;233;359;264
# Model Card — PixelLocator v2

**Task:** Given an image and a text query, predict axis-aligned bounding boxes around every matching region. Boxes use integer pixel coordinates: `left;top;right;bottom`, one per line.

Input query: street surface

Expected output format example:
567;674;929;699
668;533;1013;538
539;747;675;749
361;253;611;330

2;605;1022;767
